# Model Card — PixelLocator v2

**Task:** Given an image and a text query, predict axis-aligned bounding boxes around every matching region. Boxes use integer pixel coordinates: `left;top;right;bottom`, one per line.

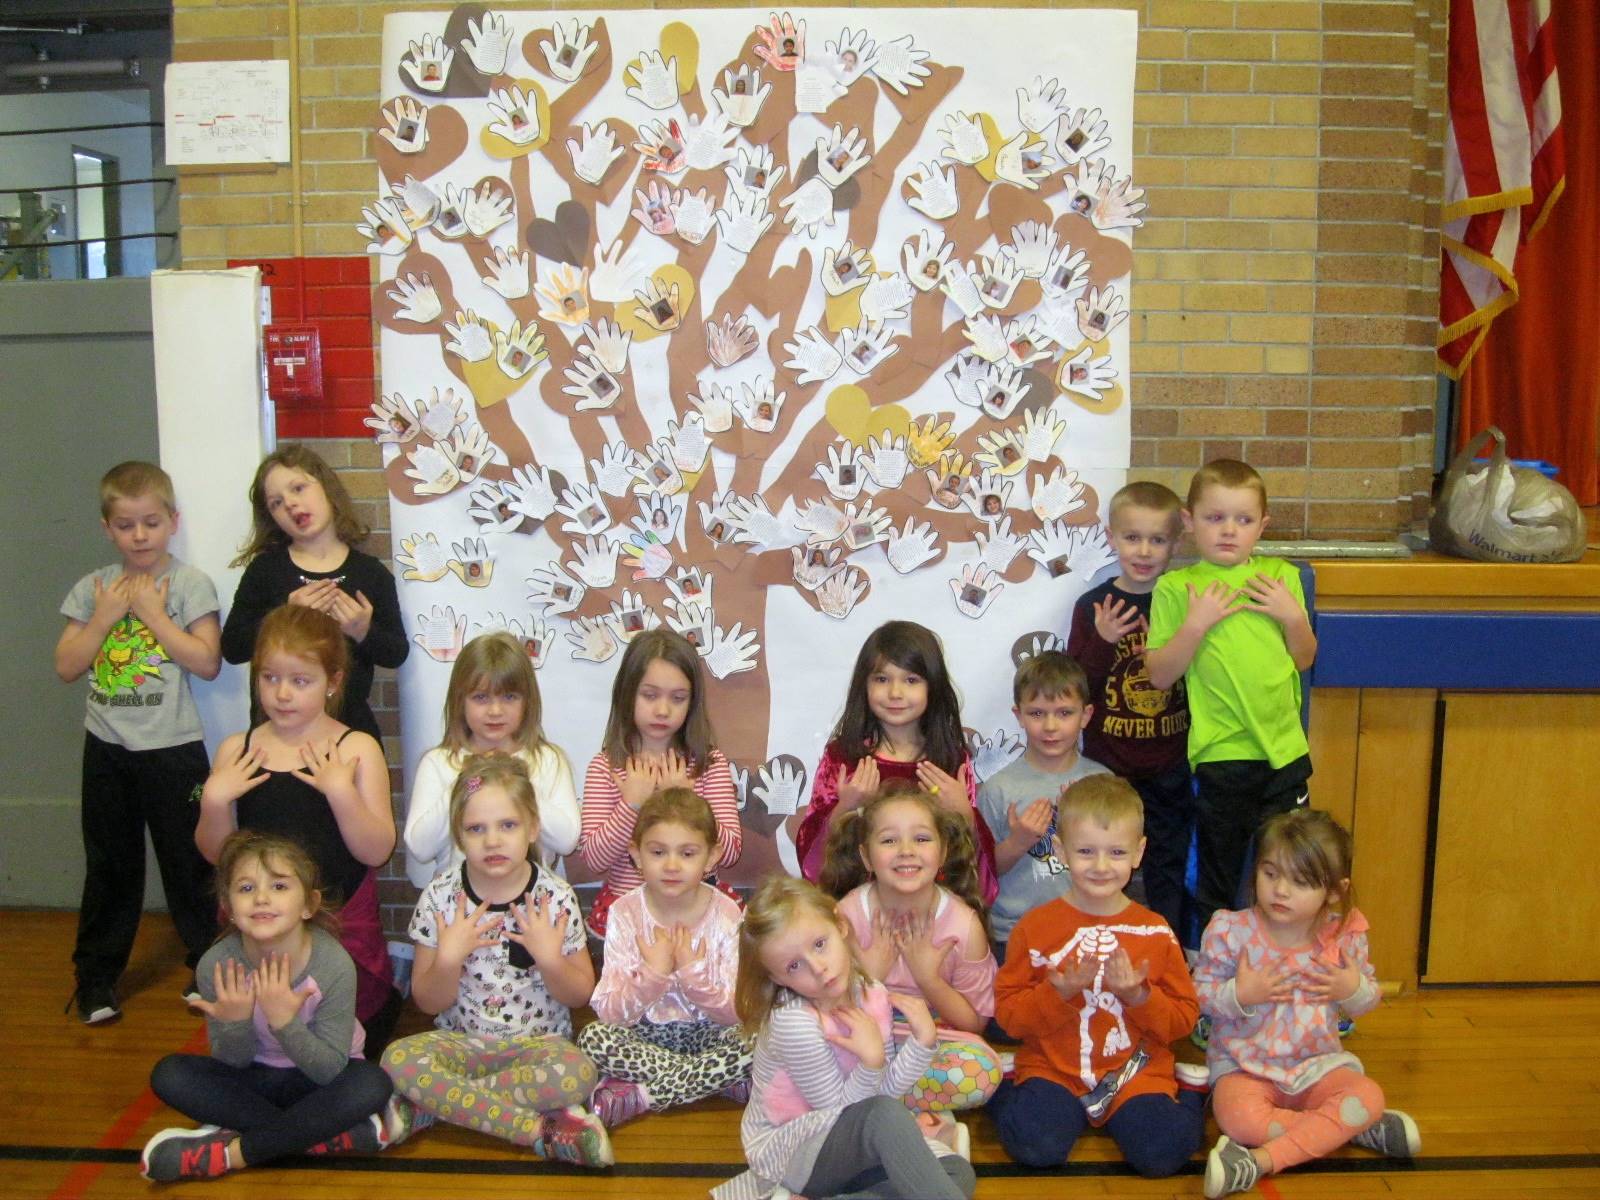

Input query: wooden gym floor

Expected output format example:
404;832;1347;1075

5;909;1597;1200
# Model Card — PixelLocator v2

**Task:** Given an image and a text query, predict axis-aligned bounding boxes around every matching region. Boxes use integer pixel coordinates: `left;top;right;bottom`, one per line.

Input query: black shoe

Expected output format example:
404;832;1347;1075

68;982;121;1025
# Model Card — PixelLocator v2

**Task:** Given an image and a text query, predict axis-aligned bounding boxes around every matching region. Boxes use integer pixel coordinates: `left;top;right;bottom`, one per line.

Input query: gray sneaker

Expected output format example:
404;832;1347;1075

1351;1110;1420;1158
305;1112;385;1157
1204;1135;1261;1199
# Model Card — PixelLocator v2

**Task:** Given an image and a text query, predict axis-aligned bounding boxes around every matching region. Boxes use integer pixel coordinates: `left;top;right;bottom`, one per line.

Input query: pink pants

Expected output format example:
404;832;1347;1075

1212;1068;1385;1172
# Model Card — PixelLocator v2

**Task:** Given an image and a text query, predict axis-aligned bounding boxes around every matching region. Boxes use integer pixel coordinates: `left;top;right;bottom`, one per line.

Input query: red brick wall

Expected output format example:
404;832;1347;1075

227;255;377;439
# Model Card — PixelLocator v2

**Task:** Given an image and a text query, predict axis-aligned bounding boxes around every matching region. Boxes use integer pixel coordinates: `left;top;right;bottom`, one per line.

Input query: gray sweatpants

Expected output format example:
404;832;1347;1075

801;1095;976;1200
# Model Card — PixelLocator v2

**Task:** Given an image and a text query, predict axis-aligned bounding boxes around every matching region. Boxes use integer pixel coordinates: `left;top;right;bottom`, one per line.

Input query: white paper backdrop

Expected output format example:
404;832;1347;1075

369;7;1140;881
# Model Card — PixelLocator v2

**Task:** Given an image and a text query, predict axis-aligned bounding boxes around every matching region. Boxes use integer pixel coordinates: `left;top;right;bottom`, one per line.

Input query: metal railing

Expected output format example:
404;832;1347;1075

1;173;177;281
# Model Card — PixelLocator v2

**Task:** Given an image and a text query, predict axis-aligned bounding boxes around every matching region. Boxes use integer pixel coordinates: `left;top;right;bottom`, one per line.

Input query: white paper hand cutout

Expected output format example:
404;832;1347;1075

625;50;681;110
949;563;1004;618
540;19;597;83
462;12;513;76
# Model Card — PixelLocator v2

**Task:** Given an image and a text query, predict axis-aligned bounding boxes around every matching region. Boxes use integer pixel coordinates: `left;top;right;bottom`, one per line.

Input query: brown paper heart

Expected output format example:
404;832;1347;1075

526;199;591;267
554;200;591;257
791;149;861;213
394;5;493;99
522;16;612;85
372;248;457;333
986;186;1052;243
1054;213;1134;285
376;100;469;188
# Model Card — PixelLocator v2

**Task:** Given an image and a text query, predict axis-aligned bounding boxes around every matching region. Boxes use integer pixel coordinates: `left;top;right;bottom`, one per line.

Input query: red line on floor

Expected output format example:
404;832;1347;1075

1259;1175;1287;1200
48;1024;209;1200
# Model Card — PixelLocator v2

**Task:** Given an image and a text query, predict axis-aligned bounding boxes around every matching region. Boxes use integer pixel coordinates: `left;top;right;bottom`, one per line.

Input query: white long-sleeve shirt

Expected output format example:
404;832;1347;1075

403;743;580;888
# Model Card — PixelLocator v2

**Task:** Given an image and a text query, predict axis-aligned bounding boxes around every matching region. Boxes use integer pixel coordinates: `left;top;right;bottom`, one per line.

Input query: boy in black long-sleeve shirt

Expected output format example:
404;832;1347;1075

1067;482;1192;942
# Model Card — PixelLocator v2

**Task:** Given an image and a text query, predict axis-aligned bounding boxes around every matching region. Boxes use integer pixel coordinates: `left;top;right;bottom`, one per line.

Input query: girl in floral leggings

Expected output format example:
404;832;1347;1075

382;756;610;1167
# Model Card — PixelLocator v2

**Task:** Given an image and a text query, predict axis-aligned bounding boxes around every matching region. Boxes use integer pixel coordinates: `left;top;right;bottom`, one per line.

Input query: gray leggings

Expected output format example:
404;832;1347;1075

801;1095;976;1200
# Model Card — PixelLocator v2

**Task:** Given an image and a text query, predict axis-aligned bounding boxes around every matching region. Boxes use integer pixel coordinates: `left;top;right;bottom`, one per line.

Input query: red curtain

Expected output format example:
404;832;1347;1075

1458;0;1599;505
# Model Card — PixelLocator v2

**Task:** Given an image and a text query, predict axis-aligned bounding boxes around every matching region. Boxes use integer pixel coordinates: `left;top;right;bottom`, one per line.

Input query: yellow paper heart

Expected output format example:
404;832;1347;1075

457;321;521;408
478;79;552;159
660;22;699;93
611;264;697;345
1062;380;1123;416
823;289;864;334
973;113;1006;183
825;385;910;447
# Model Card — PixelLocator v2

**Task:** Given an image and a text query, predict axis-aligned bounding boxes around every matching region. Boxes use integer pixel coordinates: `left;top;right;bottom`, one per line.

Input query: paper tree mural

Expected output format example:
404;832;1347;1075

367;7;1141;881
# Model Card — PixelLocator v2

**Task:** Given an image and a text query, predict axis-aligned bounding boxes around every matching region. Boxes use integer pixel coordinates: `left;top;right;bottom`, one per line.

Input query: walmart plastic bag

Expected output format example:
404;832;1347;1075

1430;427;1586;563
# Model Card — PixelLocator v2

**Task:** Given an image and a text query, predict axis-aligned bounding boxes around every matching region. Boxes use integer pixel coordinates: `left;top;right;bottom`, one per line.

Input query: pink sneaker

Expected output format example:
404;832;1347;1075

590;1078;652;1130
538;1104;615;1167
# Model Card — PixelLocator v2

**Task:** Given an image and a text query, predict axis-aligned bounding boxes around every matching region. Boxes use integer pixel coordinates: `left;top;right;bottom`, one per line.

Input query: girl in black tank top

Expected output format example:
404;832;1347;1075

236;728;365;905
194;605;398;1042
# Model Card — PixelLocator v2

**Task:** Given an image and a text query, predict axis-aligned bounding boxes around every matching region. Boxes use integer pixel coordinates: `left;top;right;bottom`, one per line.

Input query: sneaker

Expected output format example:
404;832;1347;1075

590;1078;652;1129
181;985;203;1007
1337;1013;1356;1039
951;1119;971;1163
1190;1013;1212;1051
998;1050;1016;1078
1175;1061;1212;1090
718;1078;752;1105
1351;1110;1421;1158
379;1095;433;1147
1203;1135;1261;1199
1081;1048;1148;1121
67;982;121;1025
918;1112;972;1162
538;1104;614;1168
140;1126;232;1182
305;1113;384;1156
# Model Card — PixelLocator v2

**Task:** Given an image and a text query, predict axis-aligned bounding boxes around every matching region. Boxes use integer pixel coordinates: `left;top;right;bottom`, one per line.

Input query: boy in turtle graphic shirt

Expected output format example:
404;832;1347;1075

56;461;222;1025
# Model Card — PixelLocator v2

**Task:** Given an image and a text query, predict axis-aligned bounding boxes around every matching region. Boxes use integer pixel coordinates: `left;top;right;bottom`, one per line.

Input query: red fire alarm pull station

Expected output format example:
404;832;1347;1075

265;324;324;401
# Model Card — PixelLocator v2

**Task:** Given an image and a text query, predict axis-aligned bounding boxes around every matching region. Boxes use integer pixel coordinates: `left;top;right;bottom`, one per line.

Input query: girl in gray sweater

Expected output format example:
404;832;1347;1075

141;832;392;1182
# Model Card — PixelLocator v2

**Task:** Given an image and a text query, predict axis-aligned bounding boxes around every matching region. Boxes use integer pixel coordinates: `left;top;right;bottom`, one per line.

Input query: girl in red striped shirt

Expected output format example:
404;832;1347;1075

579;630;740;938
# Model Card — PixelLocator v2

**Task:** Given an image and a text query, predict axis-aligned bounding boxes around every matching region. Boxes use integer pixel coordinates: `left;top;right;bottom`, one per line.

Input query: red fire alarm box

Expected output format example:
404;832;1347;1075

265;324;324;401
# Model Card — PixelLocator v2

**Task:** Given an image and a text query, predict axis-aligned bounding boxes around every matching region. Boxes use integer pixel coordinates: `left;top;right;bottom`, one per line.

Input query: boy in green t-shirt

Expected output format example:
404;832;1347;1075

1145;460;1317;935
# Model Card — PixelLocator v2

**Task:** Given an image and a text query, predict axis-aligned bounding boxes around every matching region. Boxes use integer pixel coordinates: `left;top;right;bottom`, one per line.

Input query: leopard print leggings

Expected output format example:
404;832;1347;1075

577;1019;753;1109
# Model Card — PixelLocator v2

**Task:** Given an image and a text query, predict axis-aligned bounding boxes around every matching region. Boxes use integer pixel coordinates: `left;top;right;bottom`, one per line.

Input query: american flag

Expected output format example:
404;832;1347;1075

1438;0;1565;377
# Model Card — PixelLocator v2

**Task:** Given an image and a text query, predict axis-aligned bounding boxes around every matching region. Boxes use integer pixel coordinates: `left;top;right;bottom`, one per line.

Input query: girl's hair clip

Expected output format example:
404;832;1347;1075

465;775;484;794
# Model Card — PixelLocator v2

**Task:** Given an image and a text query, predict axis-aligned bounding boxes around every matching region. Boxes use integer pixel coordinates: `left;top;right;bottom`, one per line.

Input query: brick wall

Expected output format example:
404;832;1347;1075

230;255;378;438
174;0;1447;539
173;0;1449;931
